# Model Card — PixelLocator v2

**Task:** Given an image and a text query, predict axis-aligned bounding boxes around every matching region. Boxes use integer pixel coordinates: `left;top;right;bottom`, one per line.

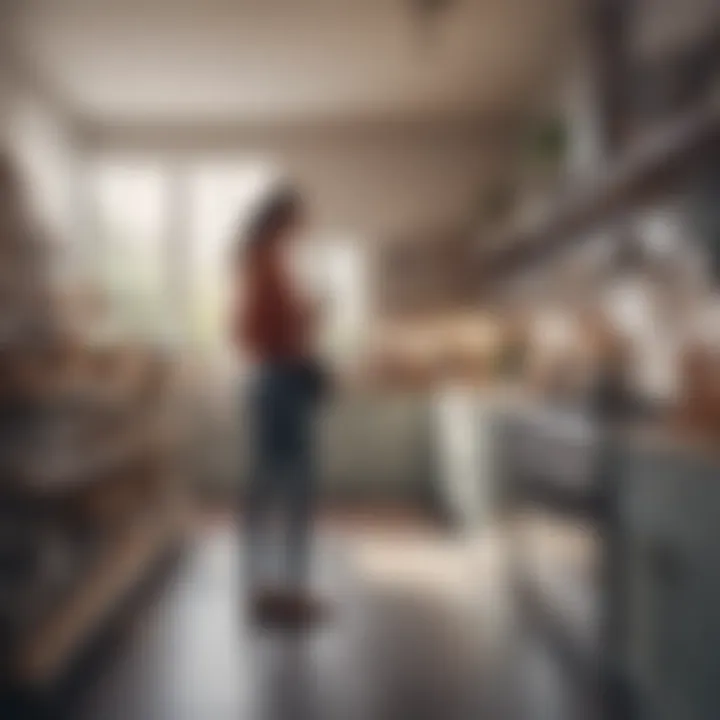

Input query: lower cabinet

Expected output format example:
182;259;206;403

620;448;720;720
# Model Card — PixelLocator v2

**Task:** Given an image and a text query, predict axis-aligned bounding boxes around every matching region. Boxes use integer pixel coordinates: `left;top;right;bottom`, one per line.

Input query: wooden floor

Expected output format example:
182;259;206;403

5;518;585;720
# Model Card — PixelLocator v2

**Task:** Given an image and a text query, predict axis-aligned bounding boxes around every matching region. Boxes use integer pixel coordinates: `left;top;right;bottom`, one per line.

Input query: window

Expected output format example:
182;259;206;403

85;158;369;368
91;160;170;341
314;238;369;367
187;162;277;363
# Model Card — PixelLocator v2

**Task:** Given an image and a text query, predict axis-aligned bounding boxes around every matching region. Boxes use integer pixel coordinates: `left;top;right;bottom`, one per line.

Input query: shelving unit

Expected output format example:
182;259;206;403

0;380;188;690
478;97;720;283
0;151;188;692
489;78;720;715
474;14;719;713
13;501;184;685
498;400;653;720
497;406;603;678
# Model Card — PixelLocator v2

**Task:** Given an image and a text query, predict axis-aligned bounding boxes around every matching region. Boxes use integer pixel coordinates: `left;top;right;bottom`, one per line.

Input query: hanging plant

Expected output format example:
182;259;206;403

525;117;569;169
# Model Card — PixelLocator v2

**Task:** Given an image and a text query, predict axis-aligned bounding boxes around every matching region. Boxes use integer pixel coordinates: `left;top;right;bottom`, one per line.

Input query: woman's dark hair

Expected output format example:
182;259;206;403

244;184;303;254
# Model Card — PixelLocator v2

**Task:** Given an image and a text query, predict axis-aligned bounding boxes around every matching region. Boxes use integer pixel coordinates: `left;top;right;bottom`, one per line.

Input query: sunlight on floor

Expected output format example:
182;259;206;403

349;527;508;611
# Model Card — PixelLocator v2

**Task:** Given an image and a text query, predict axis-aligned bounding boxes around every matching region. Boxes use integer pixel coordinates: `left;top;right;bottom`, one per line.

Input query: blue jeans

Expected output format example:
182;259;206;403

245;362;316;591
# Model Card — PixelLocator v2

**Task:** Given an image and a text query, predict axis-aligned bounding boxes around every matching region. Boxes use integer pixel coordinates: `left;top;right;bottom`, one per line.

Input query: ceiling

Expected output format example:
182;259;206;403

9;0;577;126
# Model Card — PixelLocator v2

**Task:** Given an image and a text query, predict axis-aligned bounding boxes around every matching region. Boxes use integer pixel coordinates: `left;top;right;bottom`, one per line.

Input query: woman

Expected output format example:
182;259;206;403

233;185;322;623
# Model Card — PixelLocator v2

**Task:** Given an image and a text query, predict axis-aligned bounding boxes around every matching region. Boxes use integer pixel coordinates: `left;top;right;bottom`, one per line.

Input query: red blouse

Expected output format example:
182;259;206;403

234;247;309;361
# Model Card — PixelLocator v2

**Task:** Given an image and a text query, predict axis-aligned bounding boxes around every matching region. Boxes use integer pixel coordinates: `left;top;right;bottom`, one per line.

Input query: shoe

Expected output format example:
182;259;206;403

250;589;328;630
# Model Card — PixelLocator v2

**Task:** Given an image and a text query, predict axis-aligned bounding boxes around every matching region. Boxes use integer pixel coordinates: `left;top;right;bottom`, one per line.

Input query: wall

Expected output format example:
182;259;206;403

8;92;79;242
634;0;720;59
84;120;507;242
0;20;19;144
0;37;80;245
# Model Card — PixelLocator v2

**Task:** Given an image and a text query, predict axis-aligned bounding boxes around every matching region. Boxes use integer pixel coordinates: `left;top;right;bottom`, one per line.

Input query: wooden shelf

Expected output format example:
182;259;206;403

478;98;720;280
12;498;187;686
2;415;167;498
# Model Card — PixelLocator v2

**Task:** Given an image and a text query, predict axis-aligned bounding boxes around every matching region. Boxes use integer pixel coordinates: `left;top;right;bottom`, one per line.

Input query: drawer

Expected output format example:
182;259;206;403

502;420;599;490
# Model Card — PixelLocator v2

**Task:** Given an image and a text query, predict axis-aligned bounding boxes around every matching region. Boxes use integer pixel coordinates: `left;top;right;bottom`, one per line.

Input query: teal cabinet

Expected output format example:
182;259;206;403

620;445;720;720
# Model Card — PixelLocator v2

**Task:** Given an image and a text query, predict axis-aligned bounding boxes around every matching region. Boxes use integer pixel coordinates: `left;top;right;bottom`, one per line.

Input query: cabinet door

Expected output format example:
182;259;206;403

621;450;720;720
